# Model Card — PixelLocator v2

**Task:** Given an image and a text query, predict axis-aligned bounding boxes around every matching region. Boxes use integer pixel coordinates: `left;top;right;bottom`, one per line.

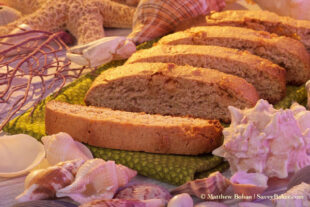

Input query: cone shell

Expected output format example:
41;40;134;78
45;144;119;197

0;5;21;26
16;159;85;202
0;134;45;178
56;159;137;204
170;171;230;200
42;132;93;165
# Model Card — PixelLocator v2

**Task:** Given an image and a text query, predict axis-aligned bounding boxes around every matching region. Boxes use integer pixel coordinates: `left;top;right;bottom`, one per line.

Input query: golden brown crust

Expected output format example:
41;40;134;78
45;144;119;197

45;101;223;155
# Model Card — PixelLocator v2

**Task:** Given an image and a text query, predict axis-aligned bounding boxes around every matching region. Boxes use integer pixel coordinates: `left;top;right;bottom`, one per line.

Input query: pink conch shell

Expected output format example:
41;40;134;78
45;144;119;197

0;134;45;178
195;201;229;207
170;171;230;200
274;182;310;207
128;0;226;43
238;202;268;207
79;198;165;207
230;171;268;199
167;193;193;207
15;159;84;202
115;183;171;203
41;132;93;165
56;159;137;204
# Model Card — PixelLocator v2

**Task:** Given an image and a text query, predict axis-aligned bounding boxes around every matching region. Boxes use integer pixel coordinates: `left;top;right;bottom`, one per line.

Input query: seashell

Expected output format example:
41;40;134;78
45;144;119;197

230;171;268;199
238;202;268;207
287;166;310;190
167;193;193;207
16;159;85;202
170;171;230;200
0;5;21;25
41;132;93;165
128;0;226;44
79;198;165;207
115;183;171;203
0;134;45;178
274;182;310;207
195;201;229;207
56;159;137;204
115;163;138;187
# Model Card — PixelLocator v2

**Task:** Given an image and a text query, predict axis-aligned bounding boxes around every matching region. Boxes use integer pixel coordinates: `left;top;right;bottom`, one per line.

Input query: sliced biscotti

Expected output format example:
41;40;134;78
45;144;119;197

176;10;310;51
45;101;223;155
158;26;310;85
84;63;259;122
126;44;286;103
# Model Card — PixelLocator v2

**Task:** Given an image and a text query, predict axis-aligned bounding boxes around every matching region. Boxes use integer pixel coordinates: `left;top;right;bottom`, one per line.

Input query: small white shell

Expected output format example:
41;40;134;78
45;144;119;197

56;159;137;204
167;193;193;207
0;5;21;25
41;132;93;165
195;201;229;207
0;134;45;178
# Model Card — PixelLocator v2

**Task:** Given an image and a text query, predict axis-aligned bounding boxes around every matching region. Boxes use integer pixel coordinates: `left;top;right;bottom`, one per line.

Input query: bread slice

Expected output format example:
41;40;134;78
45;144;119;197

175;10;310;51
158;26;310;85
126;44;286;103
45;101;223;155
84;63;259;122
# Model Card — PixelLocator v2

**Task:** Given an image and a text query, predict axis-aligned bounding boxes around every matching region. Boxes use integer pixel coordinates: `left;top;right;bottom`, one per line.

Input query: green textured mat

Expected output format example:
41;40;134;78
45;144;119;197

3;39;307;185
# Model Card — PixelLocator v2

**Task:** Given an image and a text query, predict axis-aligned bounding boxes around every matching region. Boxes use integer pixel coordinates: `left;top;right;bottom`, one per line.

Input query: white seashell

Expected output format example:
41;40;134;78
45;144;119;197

115;163;138;187
230;171;268;199
0;134;45;178
79;198;166;207
195;201;229;207
56;159;137;204
238;202;268;207
41;132;93;165
170;171;230;200
16;159;84;202
167;193;193;207
0;5;21;25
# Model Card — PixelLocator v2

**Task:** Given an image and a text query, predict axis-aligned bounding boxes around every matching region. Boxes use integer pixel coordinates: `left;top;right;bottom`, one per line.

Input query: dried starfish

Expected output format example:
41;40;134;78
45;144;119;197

0;0;136;44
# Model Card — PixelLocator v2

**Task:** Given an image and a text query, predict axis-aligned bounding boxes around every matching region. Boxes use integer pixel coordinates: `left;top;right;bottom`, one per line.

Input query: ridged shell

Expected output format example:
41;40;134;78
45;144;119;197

167;193;193;207
41;132;93;165
0;5;21;26
0;134;45;178
56;159;137;204
16;159;85;202
115;183;171;203
170;171;230;200
128;0;226;43
79;198;165;207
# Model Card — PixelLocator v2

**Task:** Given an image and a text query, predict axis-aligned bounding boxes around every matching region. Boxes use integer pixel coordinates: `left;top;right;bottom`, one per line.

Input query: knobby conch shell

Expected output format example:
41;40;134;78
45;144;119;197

16;159;85;202
0;134;45;178
128;0;226;44
167;193;193;207
41;132;93;165
79;198;166;207
56;159;137;204
115;183;171;203
170;171;230;200
0;5;21;25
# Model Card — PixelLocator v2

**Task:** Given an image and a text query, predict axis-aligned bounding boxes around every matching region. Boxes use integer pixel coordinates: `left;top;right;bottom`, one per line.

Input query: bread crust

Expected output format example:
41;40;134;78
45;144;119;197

45;101;223;155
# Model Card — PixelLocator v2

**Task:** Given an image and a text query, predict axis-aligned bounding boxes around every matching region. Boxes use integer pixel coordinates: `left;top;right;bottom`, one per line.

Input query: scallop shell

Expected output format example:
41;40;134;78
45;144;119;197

167;193;193;207
115;183;171;203
230;171;268;199
16;159;85;202
195;201;229;207
41;132;93;165
0;5;21;25
128;0;226;43
170;171;230;200
0;134;45;178
79;198;165;207
56;159;137;204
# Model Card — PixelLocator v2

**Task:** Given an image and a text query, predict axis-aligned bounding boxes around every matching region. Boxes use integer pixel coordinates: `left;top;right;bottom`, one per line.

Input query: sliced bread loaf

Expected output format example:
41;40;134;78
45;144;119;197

84;62;259;122
126;44;286;103
158;26;310;85
45;101;223;155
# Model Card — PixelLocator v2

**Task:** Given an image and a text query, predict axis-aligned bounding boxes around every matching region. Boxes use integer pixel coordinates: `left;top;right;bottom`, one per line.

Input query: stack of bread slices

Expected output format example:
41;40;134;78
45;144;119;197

45;10;310;155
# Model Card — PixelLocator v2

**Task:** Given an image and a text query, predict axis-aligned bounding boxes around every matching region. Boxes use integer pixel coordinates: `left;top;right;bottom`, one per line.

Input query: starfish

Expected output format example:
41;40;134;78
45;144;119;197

0;0;136;44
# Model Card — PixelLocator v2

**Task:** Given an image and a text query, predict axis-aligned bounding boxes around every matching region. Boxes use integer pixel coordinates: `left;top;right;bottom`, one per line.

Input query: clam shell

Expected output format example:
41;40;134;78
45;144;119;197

0;134;45;178
41;132;93;165
167;193;193;207
170;171;230;200
0;5;21;25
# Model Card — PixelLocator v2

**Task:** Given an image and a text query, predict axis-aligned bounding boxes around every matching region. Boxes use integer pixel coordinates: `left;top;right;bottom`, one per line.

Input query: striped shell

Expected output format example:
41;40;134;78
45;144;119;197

128;0;226;43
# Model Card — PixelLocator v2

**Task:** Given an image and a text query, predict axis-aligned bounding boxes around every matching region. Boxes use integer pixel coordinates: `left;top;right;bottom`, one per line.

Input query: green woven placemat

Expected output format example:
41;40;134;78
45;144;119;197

3;39;307;185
